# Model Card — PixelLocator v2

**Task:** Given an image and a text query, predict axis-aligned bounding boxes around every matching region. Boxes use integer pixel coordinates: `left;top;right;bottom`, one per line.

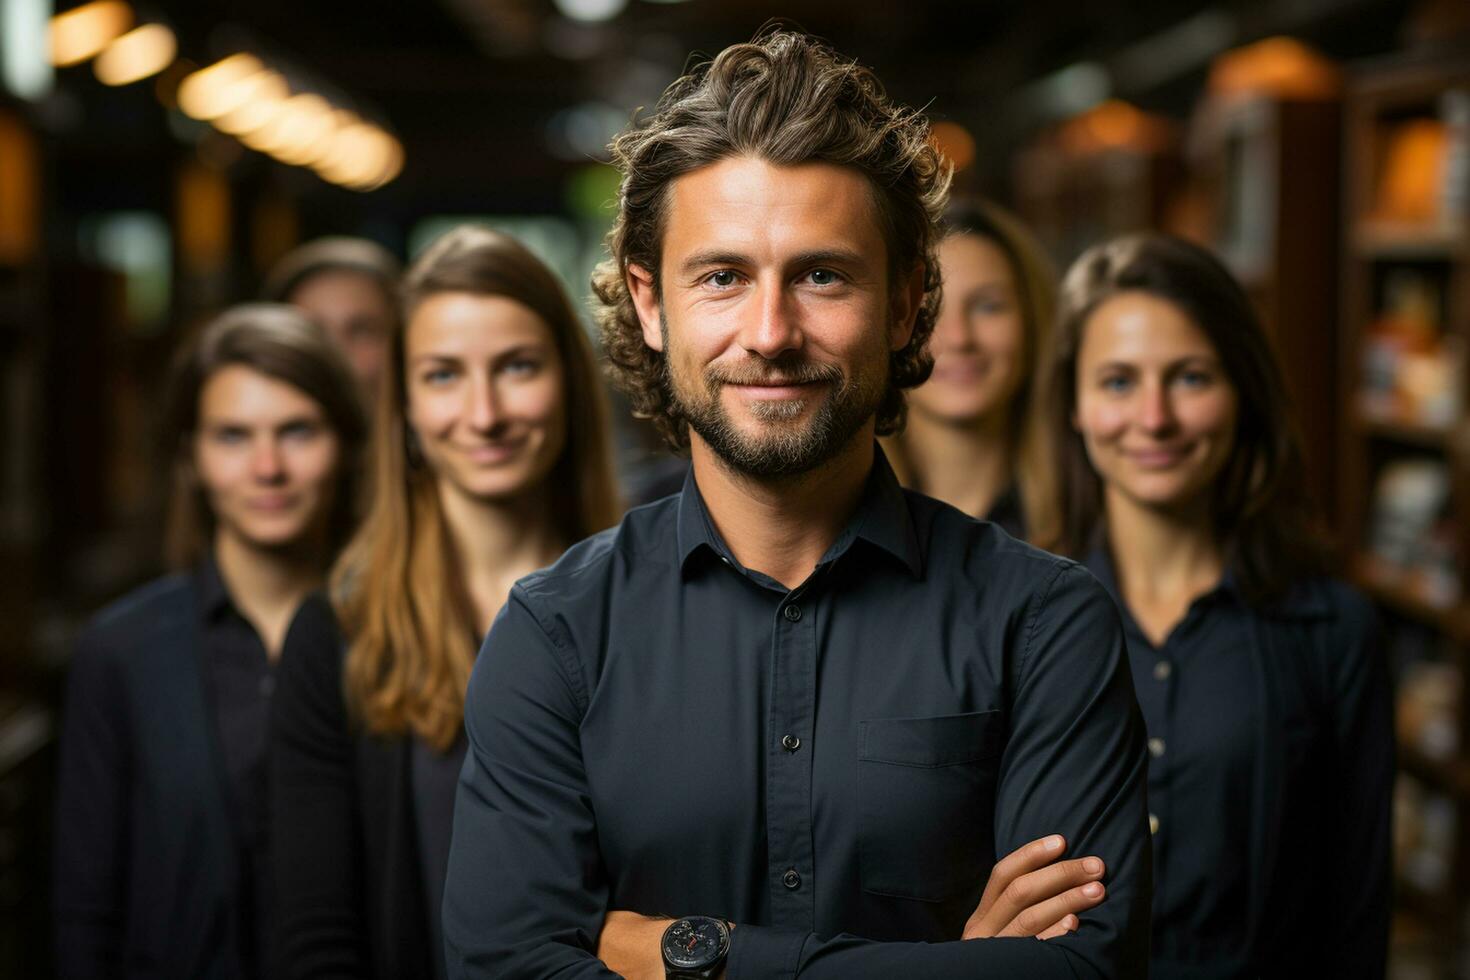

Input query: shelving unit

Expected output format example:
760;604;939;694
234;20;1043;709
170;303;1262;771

1338;49;1470;961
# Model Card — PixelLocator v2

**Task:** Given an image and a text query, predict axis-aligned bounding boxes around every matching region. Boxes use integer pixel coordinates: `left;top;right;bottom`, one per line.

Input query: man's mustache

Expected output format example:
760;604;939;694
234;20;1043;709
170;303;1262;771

706;359;843;387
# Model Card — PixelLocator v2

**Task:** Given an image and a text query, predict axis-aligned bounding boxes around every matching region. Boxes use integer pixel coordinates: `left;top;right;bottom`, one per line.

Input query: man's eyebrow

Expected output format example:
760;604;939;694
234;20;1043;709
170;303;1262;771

785;248;869;270
676;247;872;277
677;250;752;275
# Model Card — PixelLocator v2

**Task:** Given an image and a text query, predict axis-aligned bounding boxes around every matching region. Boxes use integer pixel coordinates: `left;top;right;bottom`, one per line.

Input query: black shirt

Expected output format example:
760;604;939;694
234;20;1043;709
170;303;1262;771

412;735;468;980
443;449;1151;979
983;483;1025;540
199;558;277;979
1084;546;1393;978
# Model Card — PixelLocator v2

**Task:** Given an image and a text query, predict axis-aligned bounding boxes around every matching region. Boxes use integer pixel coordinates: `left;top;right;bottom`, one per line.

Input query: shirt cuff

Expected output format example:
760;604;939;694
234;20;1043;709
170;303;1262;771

726;925;806;980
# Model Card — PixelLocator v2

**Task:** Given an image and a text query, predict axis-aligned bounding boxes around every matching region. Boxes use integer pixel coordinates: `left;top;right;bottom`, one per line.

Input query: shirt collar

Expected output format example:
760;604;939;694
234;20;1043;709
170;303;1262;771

675;444;923;579
1082;538;1242;608
195;551;235;623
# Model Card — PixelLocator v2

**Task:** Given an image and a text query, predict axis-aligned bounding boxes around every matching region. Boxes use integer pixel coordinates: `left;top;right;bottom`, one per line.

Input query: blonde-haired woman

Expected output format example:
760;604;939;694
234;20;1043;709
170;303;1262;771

270;226;620;980
883;199;1056;539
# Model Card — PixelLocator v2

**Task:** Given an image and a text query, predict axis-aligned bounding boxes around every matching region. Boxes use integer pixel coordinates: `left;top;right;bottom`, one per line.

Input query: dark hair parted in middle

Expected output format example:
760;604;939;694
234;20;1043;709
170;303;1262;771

162;303;368;569
592;29;952;450
1039;233;1329;602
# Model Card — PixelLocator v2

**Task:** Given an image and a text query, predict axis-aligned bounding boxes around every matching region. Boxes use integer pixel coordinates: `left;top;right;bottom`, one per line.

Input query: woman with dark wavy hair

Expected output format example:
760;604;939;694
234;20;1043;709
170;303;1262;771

270;225;620;980
1038;233;1392;978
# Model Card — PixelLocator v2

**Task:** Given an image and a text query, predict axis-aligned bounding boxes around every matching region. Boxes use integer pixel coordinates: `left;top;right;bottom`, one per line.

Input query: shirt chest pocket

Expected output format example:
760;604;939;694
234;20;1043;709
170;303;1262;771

857;709;1004;903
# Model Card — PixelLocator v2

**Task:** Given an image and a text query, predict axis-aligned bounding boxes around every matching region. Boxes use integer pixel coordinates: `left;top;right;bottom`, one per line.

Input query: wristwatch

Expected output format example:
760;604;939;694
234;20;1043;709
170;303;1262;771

661;915;730;979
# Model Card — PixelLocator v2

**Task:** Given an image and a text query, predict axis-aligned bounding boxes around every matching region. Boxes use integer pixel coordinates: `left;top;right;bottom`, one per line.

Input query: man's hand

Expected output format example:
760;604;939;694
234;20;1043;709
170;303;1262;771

962;835;1106;941
598;910;677;980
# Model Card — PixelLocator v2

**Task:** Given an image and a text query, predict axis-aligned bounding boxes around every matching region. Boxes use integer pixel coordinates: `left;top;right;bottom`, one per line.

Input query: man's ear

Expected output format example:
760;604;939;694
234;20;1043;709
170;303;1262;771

626;263;663;352
889;262;926;352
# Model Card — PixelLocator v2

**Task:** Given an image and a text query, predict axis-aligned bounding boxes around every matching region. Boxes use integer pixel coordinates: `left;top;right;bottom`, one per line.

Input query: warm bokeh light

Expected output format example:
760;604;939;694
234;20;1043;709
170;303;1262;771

93;23;176;86
254;93;334;165
49;0;132;67
1058;99;1174;155
212;71;289;135
930;121;976;172
1374;119;1447;223
176;53;266;120
1208;36;1341;102
312;122;403;191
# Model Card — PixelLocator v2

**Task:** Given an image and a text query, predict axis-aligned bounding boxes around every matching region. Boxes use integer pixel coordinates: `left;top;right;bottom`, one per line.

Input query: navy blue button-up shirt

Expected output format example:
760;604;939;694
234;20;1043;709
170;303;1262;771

444;450;1151;978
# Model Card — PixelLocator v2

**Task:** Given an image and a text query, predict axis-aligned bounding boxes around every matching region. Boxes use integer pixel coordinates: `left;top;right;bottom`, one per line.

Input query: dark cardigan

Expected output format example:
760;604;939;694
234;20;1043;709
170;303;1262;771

53;571;259;980
269;593;434;980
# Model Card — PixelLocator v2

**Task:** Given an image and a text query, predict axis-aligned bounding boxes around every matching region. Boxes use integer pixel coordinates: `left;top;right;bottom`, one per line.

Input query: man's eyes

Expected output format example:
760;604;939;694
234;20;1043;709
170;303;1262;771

698;268;845;288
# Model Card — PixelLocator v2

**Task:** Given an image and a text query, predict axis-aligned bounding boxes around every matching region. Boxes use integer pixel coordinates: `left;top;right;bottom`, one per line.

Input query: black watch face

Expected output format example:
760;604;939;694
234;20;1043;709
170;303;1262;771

663;917;728;970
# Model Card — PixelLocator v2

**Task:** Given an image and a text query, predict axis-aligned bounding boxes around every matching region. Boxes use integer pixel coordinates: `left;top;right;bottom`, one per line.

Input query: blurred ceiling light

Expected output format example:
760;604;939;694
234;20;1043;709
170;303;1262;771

93;22;175;85
177;53;265;119
929;121;976;172
3;0;55;100
256;93;334;164
315;121;387;186
49;0;131;67
211;70;289;135
357;136;404;191
553;0;626;24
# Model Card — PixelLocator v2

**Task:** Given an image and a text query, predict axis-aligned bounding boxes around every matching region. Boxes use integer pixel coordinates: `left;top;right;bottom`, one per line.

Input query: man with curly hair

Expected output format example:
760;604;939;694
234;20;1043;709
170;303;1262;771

444;30;1150;980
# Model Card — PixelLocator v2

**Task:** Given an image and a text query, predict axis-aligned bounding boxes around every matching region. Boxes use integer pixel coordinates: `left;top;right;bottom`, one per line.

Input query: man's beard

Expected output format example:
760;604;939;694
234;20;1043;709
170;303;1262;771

664;321;889;479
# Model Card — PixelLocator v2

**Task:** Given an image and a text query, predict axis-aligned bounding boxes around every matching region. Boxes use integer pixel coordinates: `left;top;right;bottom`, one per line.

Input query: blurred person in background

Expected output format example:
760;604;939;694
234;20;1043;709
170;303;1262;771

1039;233;1393;978
882;199;1056;540
270;225;620;980
264;236;403;400
53;305;366;980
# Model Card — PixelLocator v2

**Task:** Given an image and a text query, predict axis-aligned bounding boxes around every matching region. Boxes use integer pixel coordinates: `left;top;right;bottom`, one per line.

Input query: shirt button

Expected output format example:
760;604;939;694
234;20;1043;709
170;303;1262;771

781;734;801;752
783;604;802;623
1148;737;1166;758
1153;660;1172;681
782;868;801;890
1149;813;1160;834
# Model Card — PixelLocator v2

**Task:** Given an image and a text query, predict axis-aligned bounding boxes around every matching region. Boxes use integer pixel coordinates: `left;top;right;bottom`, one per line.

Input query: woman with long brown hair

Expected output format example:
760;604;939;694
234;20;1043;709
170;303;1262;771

54;305;365;979
1038;233;1392;978
882;199;1056;539
270;225;620;980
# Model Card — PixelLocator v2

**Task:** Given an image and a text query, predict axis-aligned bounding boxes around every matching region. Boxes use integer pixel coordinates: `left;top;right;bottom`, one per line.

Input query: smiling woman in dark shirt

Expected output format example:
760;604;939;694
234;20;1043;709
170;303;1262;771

269;225;621;980
52;305;365;980
1037;233;1393;978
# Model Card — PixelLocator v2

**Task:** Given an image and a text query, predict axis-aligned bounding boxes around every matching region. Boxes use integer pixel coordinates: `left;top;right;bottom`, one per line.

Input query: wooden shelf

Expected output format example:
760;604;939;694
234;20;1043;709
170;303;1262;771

1354;406;1452;450
1353;556;1470;643
1400;744;1470;799
1354;222;1467;260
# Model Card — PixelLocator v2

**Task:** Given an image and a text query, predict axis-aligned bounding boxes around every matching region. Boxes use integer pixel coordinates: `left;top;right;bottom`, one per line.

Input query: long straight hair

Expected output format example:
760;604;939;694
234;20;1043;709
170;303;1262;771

885;198;1058;540
1037;234;1328;603
162;303;367;569
333;226;621;750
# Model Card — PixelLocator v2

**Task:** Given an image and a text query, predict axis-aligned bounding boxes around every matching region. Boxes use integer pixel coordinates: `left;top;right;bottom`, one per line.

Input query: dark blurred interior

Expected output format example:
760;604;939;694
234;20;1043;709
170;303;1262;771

3;0;1469;974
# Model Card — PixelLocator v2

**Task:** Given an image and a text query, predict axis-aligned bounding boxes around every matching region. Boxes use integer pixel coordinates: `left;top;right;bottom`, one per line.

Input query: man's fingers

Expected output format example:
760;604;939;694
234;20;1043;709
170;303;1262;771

1036;914;1079;941
1002;882;1106;938
972;835;1067;920
978;856;1104;935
